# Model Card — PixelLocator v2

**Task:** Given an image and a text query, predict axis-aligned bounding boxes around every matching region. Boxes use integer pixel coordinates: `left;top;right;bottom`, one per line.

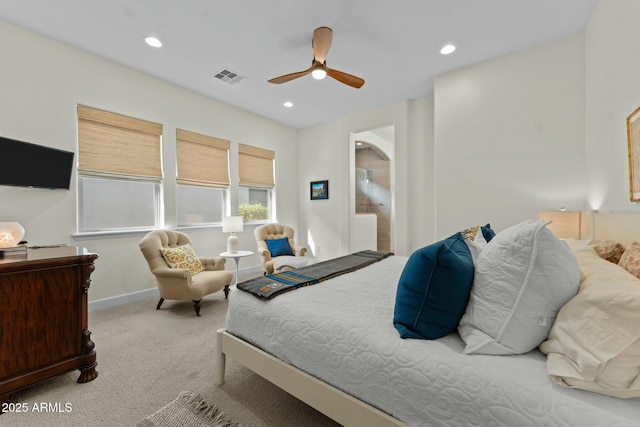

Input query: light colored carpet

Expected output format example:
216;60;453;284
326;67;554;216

2;288;342;427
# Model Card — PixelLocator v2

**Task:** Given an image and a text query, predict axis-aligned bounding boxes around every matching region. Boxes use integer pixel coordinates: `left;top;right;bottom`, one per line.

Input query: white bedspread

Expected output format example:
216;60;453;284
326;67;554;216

226;256;640;427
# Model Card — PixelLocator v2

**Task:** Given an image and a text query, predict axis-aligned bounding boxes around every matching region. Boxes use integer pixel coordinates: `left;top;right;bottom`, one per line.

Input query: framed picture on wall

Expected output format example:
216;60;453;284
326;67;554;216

627;106;640;201
310;180;329;200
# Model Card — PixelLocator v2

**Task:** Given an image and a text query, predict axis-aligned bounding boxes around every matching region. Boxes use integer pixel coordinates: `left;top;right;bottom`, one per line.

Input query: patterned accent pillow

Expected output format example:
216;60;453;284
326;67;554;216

160;243;204;275
461;225;480;240
460;224;495;242
590;240;626;264
619;241;640;279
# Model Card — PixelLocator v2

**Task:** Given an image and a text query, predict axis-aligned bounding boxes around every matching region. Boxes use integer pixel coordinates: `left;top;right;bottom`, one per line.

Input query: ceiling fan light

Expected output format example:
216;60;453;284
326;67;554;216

311;68;327;80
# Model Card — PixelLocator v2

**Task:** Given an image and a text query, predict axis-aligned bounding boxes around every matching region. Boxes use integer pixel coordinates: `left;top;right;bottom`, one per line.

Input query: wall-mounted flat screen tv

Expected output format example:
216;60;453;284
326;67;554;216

0;136;74;190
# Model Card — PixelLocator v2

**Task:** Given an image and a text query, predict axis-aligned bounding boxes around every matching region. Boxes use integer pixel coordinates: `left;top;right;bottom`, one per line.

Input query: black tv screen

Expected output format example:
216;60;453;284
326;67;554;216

0;136;74;190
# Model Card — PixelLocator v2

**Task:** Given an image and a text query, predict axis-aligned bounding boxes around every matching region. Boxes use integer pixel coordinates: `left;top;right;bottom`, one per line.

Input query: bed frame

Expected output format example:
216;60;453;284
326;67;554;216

216;212;640;427
216;329;408;427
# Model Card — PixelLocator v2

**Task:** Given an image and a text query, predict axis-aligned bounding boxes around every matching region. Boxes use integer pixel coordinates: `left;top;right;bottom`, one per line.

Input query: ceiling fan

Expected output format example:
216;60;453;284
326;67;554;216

268;26;365;89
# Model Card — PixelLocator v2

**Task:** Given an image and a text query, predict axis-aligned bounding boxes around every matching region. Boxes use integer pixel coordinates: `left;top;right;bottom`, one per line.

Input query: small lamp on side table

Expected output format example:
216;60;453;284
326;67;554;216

222;216;243;254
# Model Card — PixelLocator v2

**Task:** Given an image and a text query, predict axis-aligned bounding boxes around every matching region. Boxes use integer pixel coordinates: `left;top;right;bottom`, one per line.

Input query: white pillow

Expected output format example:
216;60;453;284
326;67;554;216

458;219;580;355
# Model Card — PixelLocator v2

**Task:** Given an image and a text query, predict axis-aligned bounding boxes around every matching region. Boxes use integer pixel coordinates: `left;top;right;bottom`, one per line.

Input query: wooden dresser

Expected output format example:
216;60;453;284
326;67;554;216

0;246;98;405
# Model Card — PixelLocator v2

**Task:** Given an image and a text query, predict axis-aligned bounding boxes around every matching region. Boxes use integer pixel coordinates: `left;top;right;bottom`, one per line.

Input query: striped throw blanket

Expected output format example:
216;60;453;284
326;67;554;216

238;250;393;299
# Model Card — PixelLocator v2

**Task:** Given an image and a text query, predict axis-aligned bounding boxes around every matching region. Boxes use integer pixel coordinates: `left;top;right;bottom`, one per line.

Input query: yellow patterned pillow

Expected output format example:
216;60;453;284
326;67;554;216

461;225;480;241
160;243;204;275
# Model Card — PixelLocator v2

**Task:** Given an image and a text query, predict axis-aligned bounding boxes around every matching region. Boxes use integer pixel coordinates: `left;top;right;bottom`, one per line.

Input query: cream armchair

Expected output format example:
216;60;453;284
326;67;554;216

139;230;233;316
254;223;307;274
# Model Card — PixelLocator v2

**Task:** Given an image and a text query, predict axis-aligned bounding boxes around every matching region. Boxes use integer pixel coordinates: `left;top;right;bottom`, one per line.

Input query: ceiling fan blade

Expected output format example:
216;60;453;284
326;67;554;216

326;68;365;89
313;26;332;63
268;66;313;84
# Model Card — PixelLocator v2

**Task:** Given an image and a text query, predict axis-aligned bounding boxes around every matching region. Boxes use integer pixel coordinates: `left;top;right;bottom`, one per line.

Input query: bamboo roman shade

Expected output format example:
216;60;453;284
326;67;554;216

238;144;275;188
176;129;230;188
77;105;162;181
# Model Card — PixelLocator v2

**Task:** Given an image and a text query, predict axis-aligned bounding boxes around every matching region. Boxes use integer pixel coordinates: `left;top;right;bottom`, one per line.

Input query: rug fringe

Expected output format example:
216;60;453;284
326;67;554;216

137;391;240;427
179;391;239;427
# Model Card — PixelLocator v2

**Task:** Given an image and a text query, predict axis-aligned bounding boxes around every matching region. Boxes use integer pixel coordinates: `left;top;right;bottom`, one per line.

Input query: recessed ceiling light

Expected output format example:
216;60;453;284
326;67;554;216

283;101;293;108
145;37;162;48
440;44;456;55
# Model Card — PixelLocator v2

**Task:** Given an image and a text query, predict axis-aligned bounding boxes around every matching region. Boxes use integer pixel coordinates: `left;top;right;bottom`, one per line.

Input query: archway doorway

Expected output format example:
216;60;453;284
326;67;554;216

350;126;394;253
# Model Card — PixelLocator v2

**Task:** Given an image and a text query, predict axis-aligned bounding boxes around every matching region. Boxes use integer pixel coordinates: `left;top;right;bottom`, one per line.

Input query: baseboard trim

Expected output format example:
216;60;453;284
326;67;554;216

89;288;158;313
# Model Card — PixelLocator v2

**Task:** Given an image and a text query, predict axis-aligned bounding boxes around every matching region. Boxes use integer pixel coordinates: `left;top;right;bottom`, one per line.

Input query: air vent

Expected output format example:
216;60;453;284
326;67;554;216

212;68;245;85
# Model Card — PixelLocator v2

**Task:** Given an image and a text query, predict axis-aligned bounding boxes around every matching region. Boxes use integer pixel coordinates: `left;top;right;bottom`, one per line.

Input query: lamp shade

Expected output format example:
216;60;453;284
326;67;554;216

0;222;25;248
538;210;590;239
222;216;243;233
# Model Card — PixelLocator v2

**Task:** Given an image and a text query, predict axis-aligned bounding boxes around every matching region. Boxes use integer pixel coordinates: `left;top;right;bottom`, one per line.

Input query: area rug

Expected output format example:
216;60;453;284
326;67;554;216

137;391;243;427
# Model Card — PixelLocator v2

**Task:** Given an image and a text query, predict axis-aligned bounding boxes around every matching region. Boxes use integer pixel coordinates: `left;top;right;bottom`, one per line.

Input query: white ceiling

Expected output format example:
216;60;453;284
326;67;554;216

0;0;596;129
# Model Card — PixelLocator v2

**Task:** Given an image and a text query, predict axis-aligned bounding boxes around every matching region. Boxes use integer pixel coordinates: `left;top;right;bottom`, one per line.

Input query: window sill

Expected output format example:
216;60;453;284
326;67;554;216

73;229;157;240
73;221;268;240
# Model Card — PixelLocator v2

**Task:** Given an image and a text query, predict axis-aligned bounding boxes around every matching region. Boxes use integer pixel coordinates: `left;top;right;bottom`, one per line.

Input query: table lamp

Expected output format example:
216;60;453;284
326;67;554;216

0;222;25;248
222;216;243;254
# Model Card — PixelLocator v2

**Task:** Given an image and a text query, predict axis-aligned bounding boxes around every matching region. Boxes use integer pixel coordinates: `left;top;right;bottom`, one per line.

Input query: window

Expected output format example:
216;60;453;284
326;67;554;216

177;185;226;225
79;178;160;231
175;129;230;226
238;144;275;222
77;105;163;233
238;187;271;221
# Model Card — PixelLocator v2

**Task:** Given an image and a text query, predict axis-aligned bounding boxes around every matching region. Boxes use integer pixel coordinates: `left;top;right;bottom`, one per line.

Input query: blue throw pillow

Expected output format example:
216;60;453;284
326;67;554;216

393;232;474;340
266;237;295;257
481;223;496;242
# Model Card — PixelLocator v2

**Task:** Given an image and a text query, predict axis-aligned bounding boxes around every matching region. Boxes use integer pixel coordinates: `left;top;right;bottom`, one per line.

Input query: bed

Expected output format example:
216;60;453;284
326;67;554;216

217;214;640;427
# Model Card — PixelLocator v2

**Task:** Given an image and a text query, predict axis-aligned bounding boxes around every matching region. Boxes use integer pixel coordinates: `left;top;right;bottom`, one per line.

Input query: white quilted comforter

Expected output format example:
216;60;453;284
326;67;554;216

226;256;640;427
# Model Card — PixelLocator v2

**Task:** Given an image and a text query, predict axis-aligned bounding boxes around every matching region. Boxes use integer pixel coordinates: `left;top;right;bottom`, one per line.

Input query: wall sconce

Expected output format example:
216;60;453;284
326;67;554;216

222;216;243;254
0;222;25;248
538;210;591;240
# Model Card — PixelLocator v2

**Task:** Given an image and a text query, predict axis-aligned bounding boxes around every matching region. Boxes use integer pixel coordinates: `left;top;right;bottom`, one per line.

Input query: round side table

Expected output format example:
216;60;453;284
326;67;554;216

220;250;254;286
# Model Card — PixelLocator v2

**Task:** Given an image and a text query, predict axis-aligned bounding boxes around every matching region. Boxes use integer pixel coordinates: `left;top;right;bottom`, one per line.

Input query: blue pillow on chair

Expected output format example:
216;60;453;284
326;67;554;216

393;232;474;340
266;237;295;257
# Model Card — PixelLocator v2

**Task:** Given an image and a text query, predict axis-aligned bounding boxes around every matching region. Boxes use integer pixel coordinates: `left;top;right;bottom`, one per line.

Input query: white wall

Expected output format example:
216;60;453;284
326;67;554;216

433;33;587;238
0;20;298;303
298;99;434;259
585;0;640;213
407;97;435;249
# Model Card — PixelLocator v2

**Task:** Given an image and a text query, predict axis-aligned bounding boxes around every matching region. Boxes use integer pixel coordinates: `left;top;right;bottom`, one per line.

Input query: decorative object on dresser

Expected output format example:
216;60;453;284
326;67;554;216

222;216;243;254
0;246;98;408
139;230;233;315
0;222;25;248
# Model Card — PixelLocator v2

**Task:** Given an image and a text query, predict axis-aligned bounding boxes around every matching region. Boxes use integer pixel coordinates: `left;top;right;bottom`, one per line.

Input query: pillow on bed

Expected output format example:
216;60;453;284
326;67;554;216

266;237;295;257
589;240;625;264
461;224;495;243
393;232;474;340
458;220;579;355
540;246;640;398
461;224;494;263
618;241;640;279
